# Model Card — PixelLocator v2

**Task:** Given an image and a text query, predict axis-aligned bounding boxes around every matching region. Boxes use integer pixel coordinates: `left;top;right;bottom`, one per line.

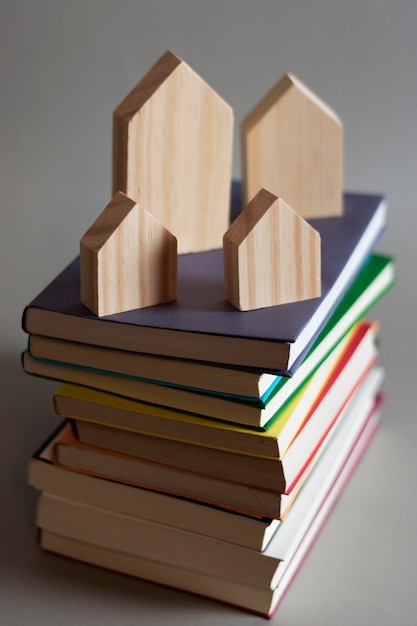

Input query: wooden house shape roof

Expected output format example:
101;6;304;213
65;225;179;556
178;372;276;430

80;191;177;316
113;51;234;254
241;73;343;219
223;188;321;311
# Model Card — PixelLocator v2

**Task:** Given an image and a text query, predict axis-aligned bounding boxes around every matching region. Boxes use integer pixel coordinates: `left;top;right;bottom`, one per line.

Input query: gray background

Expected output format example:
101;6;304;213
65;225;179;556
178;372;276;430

1;1;416;624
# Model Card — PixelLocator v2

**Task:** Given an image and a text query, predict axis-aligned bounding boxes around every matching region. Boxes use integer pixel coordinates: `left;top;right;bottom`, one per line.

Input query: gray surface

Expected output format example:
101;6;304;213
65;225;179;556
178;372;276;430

1;1;416;624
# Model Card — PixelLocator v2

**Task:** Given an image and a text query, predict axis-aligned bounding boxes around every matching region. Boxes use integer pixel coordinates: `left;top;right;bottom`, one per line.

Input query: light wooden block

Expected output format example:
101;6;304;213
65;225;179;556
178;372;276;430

113;50;234;254
80;191;177;316
241;73;343;218
223;188;321;311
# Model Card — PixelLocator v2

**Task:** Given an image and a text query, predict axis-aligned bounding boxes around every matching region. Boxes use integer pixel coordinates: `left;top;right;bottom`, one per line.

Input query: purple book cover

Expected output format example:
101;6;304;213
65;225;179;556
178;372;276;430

23;187;385;343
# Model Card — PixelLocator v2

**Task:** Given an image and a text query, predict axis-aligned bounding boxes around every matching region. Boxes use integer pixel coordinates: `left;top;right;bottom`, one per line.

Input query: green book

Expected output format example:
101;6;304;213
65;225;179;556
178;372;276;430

262;252;394;408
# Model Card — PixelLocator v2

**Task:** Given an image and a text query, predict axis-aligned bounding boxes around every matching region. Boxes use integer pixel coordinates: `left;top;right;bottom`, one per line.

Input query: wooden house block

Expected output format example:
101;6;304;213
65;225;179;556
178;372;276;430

80;191;177;316
113;50;234;254
223;188;321;311
241;73;343;219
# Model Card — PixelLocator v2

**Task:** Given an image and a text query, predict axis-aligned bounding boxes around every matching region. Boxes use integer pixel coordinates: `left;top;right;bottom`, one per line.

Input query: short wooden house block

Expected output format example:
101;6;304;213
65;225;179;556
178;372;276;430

241;73;343;219
113;50;234;254
80;191;177;316
223;188;321;311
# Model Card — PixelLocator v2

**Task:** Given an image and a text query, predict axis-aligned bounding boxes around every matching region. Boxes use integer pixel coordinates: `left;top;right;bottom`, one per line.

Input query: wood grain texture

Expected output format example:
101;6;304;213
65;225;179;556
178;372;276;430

241;73;343;218
113;50;234;254
223;188;321;311
80;191;177;316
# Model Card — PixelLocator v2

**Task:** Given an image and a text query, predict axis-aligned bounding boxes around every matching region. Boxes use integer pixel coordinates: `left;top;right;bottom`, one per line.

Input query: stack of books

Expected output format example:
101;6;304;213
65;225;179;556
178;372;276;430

22;182;394;617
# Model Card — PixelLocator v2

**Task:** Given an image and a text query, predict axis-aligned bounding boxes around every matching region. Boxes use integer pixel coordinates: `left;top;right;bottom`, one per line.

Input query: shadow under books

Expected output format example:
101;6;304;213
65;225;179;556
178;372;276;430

28;542;241;619
0;351;57;552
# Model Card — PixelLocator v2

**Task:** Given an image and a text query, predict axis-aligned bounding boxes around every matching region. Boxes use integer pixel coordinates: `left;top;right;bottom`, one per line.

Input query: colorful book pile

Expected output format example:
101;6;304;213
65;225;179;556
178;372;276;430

22;51;394;618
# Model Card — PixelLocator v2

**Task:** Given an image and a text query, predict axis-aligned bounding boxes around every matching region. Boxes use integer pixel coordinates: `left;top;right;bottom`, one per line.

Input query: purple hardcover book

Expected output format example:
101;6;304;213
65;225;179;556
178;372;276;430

23;185;386;372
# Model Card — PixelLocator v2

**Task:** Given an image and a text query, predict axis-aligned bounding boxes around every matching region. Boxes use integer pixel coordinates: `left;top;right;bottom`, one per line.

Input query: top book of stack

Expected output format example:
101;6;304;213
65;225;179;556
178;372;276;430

22;184;386;374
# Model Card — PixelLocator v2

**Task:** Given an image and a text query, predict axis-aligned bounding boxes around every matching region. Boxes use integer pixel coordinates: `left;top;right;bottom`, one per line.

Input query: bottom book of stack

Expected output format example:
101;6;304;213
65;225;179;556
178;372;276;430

28;367;383;618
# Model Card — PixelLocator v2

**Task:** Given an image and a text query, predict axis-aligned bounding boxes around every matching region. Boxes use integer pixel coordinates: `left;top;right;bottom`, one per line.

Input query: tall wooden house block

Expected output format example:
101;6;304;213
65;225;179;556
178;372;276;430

113;51;234;254
80;191;177;317
241;73;343;219
223;188;321;311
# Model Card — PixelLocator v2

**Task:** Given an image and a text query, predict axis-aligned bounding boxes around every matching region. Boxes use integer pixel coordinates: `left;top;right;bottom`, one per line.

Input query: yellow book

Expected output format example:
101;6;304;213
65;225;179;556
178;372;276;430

53;322;377;468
